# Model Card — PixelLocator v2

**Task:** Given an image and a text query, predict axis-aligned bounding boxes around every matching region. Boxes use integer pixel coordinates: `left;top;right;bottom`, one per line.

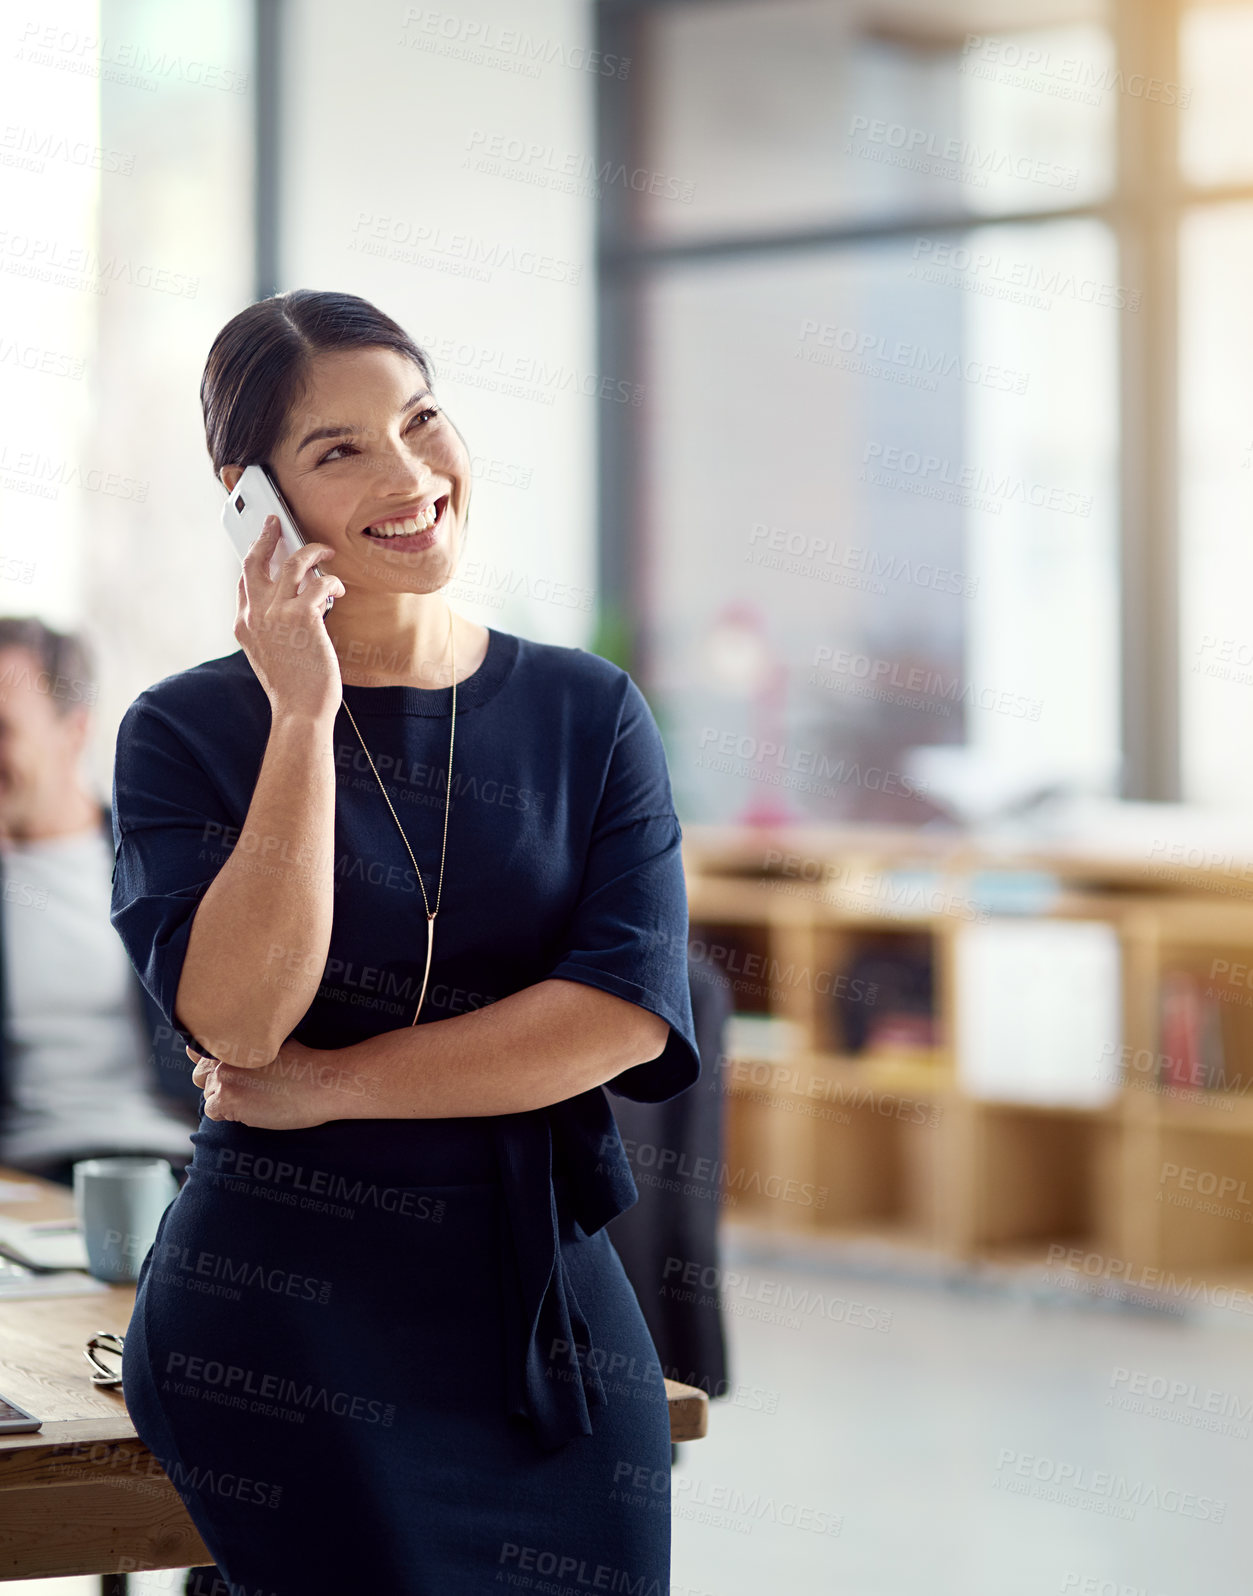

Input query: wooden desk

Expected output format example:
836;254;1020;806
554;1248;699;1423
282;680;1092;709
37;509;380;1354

0;1167;707;1583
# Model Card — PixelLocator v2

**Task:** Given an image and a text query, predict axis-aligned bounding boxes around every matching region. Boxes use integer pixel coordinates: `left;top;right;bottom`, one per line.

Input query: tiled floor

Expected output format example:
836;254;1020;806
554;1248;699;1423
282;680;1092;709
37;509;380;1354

670;1227;1253;1596
20;1232;1253;1595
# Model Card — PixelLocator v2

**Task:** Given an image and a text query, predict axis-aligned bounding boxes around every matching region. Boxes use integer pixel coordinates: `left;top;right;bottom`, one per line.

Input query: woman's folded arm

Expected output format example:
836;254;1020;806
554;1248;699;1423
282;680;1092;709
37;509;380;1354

193;977;670;1125
335;977;668;1117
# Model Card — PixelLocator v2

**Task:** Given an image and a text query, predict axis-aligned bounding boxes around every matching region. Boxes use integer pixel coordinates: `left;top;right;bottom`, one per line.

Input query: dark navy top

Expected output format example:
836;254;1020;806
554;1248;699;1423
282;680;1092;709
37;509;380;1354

109;625;700;1450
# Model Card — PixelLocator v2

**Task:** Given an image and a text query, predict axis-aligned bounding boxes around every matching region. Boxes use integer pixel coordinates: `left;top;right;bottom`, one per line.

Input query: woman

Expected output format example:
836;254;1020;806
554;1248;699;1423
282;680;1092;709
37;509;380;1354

110;289;700;1596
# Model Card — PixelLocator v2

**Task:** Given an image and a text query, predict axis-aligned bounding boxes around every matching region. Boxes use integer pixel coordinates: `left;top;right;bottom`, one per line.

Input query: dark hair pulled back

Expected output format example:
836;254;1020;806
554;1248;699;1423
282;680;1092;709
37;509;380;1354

199;290;436;480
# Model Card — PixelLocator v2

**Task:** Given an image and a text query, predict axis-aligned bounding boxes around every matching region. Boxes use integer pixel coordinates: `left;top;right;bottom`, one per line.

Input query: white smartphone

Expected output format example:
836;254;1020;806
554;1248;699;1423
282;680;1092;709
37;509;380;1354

220;463;332;609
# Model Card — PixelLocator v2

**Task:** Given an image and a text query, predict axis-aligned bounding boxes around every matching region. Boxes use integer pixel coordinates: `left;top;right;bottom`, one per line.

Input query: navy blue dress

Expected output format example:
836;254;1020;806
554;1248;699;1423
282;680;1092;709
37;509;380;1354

109;627;700;1596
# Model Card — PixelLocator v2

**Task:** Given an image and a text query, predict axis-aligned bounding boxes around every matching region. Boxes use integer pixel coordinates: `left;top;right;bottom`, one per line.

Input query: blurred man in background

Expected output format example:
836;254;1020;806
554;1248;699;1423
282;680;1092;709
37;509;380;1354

0;617;197;1185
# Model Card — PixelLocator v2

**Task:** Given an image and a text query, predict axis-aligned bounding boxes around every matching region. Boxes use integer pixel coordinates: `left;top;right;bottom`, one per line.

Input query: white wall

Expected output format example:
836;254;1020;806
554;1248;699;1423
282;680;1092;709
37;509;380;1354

278;0;599;648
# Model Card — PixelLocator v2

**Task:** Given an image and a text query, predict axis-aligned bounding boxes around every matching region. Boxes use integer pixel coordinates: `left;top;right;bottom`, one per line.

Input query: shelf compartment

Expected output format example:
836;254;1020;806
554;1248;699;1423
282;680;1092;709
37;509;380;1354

720;1049;948;1241
968;1103;1119;1254
687;918;772;1016
812;926;940;1057
1153;1124;1253;1274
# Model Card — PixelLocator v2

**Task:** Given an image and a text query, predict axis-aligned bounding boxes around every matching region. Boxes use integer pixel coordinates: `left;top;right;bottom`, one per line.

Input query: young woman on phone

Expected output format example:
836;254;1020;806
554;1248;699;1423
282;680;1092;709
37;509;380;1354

110;289;699;1594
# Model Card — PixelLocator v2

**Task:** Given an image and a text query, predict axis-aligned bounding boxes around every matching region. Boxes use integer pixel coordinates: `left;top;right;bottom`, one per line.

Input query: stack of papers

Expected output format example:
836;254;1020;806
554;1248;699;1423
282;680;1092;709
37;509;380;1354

0;1253;106;1299
0;1216;90;1273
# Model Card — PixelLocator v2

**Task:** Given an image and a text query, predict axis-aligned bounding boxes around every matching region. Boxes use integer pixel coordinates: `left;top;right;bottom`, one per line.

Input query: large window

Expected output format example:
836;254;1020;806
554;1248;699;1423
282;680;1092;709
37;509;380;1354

597;0;1238;820
0;0;254;791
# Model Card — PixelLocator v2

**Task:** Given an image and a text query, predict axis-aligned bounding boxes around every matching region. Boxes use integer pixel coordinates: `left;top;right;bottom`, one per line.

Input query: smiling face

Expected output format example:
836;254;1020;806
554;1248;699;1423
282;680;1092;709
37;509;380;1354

259;344;472;596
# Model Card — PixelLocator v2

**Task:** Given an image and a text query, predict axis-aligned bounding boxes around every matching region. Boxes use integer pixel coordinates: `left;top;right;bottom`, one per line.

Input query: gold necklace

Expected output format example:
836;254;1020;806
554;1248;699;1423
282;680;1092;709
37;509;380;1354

339;604;455;1026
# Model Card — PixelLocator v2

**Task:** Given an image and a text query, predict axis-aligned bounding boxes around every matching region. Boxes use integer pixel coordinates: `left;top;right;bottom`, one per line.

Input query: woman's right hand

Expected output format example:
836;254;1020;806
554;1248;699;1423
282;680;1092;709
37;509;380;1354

235;518;346;723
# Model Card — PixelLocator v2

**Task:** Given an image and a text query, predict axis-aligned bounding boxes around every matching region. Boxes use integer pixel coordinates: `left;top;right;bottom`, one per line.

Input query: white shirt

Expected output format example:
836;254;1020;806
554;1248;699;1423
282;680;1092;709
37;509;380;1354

0;826;194;1166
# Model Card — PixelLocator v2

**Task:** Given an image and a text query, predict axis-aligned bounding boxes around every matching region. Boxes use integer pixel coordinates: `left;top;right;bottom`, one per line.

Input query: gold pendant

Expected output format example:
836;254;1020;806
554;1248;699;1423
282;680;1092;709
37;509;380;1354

412;911;436;1025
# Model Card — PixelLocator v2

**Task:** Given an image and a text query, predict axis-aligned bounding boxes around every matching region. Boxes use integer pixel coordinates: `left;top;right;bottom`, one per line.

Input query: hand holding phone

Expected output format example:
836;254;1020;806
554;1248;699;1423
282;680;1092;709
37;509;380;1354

221;464;333;608
223;466;346;722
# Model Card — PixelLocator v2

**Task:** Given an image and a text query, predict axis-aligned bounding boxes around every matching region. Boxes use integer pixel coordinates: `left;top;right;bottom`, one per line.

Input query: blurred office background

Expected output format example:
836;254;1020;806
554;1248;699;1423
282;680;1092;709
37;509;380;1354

5;1;1253;1592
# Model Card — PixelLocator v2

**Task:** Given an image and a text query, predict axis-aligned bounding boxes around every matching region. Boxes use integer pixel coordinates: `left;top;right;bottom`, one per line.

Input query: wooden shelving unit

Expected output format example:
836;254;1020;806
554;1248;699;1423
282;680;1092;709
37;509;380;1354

682;824;1253;1305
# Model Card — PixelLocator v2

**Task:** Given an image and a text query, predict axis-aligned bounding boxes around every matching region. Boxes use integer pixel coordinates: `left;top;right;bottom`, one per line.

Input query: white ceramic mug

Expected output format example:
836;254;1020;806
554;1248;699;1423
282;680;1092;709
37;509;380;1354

72;1157;179;1283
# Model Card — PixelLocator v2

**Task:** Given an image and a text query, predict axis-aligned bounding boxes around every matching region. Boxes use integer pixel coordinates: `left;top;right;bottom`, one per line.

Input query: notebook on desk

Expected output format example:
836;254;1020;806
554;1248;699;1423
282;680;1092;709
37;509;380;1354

0;1215;90;1272
0;1252;107;1299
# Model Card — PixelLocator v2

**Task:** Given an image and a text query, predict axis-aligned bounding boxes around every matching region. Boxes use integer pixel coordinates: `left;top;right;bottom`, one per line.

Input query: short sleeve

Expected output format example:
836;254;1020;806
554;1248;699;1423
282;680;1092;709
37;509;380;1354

544;673;700;1104
109;697;237;1056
